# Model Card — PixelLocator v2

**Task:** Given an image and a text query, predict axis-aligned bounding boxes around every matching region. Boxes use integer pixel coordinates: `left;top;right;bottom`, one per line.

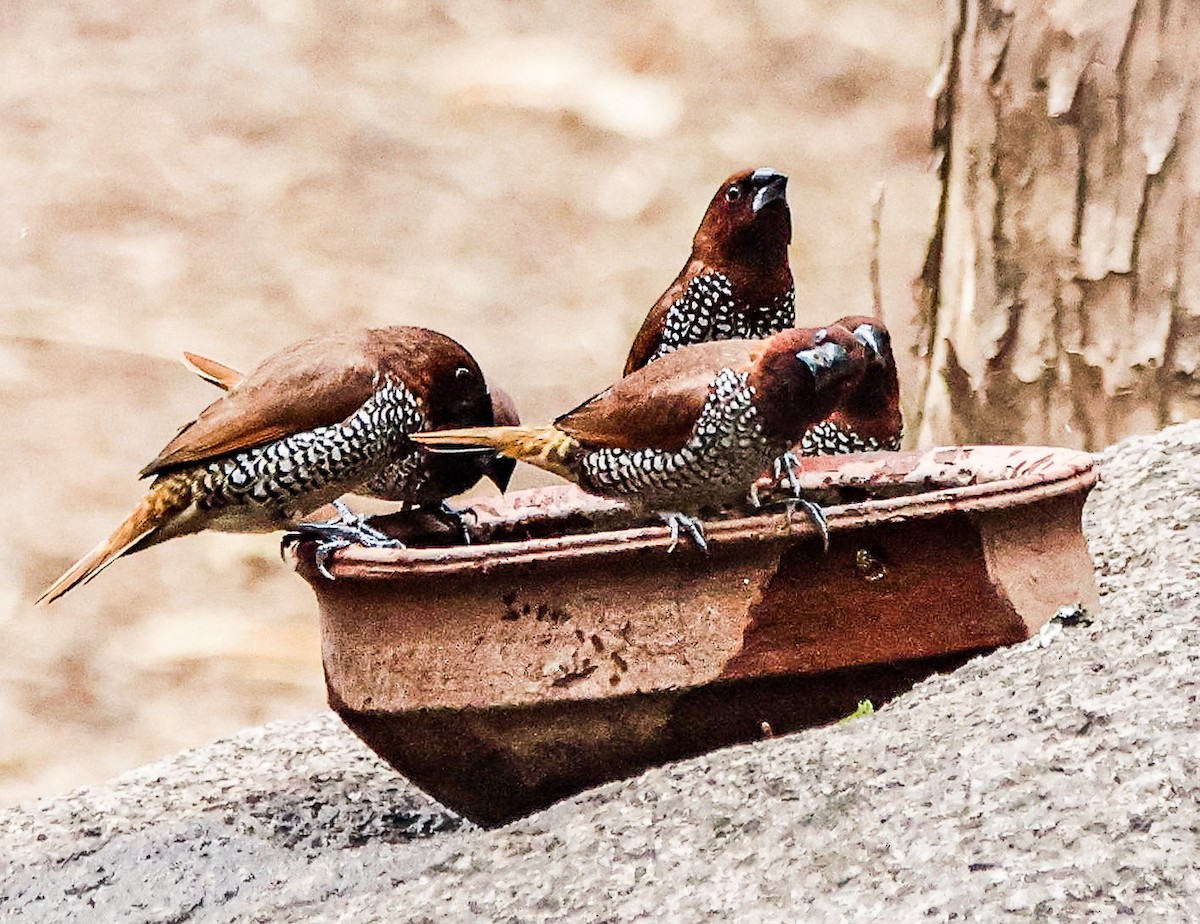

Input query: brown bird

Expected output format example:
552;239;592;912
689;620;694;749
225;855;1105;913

39;326;516;604
758;317;901;513
413;325;877;550
798;315;902;455
180;348;520;539
624;167;794;376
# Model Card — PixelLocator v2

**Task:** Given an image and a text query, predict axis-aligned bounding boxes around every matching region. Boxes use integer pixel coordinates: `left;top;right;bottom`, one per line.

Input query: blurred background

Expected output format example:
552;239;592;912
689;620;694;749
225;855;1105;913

1;0;943;804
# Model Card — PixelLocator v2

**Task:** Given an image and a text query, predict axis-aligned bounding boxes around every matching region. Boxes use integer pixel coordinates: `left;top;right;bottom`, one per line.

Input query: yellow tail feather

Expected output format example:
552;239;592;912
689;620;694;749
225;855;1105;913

37;483;187;606
412;425;579;483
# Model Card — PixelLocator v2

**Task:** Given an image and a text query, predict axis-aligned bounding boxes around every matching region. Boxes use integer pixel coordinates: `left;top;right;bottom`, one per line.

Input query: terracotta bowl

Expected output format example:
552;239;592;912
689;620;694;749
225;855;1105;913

290;445;1098;826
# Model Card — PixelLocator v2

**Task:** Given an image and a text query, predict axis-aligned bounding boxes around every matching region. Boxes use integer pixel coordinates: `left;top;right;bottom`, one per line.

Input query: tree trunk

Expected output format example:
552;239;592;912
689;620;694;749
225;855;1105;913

915;0;1200;450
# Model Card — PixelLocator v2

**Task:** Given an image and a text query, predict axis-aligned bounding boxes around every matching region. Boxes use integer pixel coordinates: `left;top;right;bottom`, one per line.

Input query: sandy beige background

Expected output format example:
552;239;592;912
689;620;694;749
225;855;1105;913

1;1;942;803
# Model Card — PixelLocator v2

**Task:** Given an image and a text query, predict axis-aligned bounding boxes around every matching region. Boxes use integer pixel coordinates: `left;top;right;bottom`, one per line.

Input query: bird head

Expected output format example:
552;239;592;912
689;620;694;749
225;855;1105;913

423;354;520;494
750;325;871;441
694;167;792;267
831;315;893;369
825;315;903;444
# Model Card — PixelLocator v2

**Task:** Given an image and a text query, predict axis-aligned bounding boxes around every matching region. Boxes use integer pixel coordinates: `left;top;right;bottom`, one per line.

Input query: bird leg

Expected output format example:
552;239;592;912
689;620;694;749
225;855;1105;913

285;500;405;580
774;450;803;493
786;497;830;553
325;499;398;544
658;512;708;553
771;451;830;552
430;500;478;545
746;449;803;507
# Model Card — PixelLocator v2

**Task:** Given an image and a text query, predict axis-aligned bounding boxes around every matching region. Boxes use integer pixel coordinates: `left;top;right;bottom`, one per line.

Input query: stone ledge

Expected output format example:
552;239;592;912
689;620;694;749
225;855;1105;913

5;421;1200;922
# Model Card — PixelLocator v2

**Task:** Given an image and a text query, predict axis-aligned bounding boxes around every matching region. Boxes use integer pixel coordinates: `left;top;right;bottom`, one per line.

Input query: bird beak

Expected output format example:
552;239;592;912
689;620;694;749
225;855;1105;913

796;342;849;388
485;455;517;493
750;168;788;213
852;324;888;366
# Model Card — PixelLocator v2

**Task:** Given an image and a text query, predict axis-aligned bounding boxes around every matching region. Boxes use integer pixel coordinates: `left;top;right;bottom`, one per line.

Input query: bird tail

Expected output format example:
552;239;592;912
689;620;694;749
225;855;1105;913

182;351;244;392
37;481;190;605
411;425;580;483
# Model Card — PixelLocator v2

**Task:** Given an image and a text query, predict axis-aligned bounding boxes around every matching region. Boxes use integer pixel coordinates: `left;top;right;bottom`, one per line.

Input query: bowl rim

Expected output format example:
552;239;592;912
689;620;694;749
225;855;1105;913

290;444;1096;581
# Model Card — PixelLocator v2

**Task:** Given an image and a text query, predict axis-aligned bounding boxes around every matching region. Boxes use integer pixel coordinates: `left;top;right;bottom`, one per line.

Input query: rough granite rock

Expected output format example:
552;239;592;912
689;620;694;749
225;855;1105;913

3;422;1199;922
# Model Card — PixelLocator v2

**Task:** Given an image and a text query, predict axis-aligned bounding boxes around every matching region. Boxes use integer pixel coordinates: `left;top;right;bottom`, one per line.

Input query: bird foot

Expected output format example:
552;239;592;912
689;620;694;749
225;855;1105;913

289;522;407;580
327;499;398;545
434;500;478;545
659;512;708;553
784;497;829;553
285;501;405;580
770;452;829;550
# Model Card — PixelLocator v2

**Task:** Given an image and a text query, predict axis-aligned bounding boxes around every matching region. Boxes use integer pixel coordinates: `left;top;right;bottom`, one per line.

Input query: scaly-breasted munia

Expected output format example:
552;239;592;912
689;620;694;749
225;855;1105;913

180;346;519;535
414;326;876;550
39;326;515;603
624;167;794;376
799;315;902;455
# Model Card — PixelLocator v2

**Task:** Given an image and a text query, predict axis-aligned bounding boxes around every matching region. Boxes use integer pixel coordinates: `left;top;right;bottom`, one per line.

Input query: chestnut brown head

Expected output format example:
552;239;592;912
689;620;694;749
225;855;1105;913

750;325;870;442
827;315;903;447
426;378;520;494
410;337;520;496
832;316;893;370
692;167;792;274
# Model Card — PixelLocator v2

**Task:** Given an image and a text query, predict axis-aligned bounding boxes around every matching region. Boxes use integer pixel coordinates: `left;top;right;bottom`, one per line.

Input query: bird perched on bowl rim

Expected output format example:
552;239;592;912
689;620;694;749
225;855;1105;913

413;325;880;551
624;167;794;376
755;315;901;510
38;326;515;604
798;315;902;456
179;347;520;545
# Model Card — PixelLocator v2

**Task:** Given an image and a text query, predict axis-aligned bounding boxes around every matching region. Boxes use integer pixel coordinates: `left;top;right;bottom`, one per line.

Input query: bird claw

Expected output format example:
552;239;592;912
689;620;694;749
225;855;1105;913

328;499;397;545
312;536;352;581
659;512;708;553
785;497;829;553
437;500;477;545
771;452;828;550
285;501;405;580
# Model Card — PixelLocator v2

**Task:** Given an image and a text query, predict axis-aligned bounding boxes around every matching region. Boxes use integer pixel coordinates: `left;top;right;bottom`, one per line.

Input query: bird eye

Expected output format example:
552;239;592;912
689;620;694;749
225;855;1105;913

725;185;742;203
455;367;472;379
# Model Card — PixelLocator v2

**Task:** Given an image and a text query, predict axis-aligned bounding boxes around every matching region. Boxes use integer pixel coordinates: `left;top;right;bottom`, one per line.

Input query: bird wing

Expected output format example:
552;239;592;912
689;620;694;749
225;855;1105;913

141;332;385;477
560;339;760;452
622;259;702;375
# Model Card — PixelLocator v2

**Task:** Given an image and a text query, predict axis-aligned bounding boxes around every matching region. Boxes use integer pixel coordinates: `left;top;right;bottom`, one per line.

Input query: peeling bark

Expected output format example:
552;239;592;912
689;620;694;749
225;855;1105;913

916;0;1200;449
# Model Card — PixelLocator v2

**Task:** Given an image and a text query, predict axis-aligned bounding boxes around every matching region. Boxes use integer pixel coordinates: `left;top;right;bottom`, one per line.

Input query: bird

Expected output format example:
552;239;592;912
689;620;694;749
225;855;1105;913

38;326;516;604
179;347;520;541
758;316;902;512
798;315;903;455
624;167;794;376
412;325;878;551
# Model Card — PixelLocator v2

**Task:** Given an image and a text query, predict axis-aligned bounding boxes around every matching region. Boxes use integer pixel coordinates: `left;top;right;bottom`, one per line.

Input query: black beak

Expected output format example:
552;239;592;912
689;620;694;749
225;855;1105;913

796;342;849;389
484;455;517;493
750;168;788;213
484;386;519;491
851;324;888;366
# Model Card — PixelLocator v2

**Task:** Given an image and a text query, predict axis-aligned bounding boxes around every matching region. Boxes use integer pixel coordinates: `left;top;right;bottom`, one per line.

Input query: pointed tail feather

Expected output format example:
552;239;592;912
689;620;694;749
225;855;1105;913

411;426;579;483
182;351;244;392
411;425;551;453
37;484;187;605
